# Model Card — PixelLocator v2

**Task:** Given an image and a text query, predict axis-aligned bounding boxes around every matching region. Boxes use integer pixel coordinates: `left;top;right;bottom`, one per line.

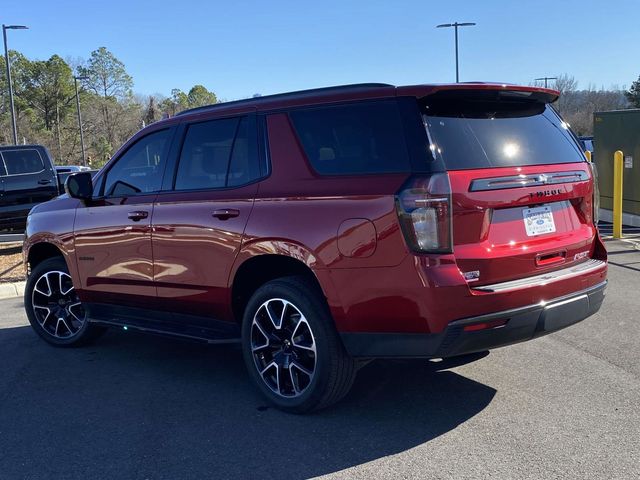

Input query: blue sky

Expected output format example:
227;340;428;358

6;0;638;100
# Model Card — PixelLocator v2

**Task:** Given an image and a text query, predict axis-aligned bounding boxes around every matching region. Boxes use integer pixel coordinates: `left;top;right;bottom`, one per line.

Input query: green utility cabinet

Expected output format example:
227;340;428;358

593;109;640;215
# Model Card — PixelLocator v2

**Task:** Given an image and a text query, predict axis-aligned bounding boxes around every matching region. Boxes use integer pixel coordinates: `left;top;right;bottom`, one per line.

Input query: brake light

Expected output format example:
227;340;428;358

396;173;452;253
588;161;600;224
573;164;599;226
573;196;593;225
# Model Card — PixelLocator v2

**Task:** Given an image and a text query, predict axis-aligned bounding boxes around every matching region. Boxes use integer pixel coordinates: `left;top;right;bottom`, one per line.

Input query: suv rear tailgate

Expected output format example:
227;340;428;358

449;163;598;286
420;88;600;287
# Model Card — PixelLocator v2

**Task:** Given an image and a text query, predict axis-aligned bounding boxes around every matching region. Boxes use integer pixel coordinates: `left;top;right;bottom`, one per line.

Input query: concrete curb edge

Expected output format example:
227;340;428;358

0;281;26;300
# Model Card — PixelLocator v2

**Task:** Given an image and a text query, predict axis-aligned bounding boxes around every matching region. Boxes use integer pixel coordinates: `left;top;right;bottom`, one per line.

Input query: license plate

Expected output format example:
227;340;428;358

523;206;556;236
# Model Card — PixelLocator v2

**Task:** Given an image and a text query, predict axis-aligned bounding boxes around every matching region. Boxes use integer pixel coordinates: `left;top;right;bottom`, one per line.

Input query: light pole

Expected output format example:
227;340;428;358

436;22;476;83
534;76;557;88
3;24;28;145
73;75;88;166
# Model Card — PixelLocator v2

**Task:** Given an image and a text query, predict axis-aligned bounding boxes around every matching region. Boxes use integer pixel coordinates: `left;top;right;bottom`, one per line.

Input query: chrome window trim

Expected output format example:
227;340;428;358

0;148;46;177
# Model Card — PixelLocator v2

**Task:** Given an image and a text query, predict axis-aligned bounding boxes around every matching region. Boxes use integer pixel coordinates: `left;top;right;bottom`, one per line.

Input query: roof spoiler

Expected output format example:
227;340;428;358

399;84;560;104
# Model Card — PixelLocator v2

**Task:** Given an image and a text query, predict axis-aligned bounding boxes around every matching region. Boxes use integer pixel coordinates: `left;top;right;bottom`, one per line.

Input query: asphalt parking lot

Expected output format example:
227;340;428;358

0;239;638;480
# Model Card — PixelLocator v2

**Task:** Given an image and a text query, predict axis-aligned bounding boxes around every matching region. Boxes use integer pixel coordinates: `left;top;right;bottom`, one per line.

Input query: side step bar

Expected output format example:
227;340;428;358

472;259;606;293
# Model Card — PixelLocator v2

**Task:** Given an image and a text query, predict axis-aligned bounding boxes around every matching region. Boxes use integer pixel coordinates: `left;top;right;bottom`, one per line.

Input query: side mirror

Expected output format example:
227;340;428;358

65;171;94;200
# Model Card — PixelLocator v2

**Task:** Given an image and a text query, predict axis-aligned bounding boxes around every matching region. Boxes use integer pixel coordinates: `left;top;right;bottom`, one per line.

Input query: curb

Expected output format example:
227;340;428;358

0;281;26;300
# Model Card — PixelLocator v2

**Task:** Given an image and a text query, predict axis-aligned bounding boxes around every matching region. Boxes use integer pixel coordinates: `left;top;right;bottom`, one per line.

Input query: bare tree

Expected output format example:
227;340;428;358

552;75;630;135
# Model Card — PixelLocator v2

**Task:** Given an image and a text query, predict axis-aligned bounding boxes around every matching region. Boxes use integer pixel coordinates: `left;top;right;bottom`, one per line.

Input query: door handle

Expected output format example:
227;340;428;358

127;210;149;221
212;208;240;220
38;179;52;185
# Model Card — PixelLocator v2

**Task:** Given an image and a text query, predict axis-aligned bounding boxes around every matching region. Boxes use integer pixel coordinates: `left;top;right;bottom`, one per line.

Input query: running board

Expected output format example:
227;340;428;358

89;318;241;344
85;302;241;344
472;259;606;293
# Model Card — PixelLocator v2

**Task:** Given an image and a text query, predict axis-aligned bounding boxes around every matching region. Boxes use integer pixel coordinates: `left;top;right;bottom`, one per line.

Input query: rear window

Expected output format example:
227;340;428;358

422;96;585;170
289;100;411;175
1;149;45;175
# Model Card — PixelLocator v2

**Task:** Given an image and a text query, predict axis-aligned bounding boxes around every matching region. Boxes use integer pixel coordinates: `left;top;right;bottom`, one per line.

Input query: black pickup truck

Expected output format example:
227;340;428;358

0;145;60;233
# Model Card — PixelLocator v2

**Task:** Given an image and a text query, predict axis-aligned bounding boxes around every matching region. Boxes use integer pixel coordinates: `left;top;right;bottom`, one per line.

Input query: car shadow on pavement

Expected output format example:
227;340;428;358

0;326;496;480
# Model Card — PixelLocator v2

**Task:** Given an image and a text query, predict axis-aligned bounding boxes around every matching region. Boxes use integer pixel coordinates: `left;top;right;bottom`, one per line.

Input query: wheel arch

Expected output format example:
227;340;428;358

230;251;343;327
26;241;65;272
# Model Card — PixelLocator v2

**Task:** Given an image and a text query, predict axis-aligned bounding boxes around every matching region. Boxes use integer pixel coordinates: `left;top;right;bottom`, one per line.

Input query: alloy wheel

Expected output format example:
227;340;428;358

250;298;317;398
31;270;86;339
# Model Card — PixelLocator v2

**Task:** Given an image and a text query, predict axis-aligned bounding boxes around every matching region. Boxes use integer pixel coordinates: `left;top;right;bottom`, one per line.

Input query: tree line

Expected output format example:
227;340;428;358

1;46;639;166
0;47;217;167
542;74;633;136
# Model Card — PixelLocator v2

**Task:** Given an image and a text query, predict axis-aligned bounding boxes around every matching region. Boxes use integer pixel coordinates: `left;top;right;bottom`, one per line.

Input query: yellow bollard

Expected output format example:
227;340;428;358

613;150;624;238
585;150;592;162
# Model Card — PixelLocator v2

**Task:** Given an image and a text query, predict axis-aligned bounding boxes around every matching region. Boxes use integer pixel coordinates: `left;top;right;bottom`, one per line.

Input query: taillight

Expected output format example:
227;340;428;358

396;173;452;253
574;163;600;226
588;161;600;224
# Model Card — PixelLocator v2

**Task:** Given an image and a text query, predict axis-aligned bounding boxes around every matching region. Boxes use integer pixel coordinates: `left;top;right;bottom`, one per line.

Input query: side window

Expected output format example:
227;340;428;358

1;149;45;175
227;117;260;187
102;129;171;196
0;157;7;176
289;100;411;175
175;116;260;190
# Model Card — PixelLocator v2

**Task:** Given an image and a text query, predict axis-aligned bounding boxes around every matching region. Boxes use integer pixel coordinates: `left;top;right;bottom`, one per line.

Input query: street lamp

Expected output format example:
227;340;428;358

3;24;28;145
436;22;476;83
73;75;89;166
534;76;558;88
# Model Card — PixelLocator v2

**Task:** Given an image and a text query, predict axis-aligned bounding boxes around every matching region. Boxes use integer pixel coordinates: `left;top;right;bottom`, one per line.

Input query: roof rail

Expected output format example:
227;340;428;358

175;83;394;117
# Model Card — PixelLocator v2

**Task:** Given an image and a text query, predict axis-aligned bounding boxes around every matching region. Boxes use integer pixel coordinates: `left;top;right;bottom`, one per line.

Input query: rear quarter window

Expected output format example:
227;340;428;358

289;100;412;175
1;149;45;175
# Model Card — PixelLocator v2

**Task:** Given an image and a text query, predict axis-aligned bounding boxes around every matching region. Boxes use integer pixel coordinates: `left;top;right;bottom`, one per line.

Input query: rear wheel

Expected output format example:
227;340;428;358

241;276;356;413
25;257;105;347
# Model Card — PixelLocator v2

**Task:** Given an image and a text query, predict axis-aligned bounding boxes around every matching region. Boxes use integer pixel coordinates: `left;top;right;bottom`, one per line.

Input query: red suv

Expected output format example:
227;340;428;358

23;83;607;412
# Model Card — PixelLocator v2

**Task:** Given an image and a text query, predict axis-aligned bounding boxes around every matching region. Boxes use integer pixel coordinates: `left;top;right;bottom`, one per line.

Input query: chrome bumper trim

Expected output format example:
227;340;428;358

472;259;606;293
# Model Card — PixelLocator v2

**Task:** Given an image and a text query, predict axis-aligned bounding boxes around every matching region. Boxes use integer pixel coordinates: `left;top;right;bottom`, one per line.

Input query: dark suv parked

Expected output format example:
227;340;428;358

1;145;59;233
23;83;607;412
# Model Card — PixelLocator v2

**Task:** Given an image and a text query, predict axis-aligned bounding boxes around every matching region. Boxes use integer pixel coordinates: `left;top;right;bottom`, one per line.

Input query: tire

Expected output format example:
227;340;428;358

241;275;356;413
25;257;105;347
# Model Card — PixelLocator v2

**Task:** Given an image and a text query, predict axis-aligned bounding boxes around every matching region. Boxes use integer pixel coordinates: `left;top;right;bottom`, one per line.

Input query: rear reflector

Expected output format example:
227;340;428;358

463;319;508;332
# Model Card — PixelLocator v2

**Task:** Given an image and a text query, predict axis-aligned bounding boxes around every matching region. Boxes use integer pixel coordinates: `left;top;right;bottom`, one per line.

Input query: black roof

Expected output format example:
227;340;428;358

175;83;394;117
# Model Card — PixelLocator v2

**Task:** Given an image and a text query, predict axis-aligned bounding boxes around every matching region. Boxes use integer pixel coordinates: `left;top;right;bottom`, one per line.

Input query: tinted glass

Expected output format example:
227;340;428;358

227;117;260;187
103;129;170;196
175;117;258;190
289;100;411;175
423;101;585;170
1;149;45;175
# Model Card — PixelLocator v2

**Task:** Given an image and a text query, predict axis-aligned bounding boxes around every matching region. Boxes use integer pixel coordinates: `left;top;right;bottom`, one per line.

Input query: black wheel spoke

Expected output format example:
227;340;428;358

250;298;316;398
32;270;85;339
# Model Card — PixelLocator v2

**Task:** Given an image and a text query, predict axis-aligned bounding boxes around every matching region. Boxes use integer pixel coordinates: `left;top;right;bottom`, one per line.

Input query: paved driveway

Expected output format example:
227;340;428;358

0;240;638;479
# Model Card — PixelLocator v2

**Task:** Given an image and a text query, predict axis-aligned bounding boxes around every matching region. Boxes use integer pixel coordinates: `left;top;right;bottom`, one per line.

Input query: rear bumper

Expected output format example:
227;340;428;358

340;280;606;358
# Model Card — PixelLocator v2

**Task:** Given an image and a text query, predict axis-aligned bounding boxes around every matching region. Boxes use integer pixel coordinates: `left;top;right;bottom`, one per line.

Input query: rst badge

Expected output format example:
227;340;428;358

574;251;589;261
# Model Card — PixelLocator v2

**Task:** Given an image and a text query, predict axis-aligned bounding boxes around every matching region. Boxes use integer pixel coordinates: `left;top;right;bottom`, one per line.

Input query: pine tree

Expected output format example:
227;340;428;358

625;75;640;108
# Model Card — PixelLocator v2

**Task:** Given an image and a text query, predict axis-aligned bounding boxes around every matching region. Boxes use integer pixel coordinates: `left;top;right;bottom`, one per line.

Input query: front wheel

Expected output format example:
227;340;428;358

241;276;356;413
25;257;105;347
